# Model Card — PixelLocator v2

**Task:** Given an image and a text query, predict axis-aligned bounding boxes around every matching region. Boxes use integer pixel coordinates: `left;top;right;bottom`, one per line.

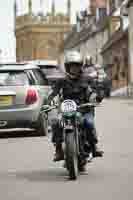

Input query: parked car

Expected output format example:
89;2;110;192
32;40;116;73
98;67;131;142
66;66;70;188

0;63;50;135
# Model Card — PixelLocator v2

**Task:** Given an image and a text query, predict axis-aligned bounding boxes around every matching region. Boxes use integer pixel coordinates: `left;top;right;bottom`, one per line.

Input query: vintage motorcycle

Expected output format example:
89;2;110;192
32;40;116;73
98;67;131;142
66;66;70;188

42;100;99;180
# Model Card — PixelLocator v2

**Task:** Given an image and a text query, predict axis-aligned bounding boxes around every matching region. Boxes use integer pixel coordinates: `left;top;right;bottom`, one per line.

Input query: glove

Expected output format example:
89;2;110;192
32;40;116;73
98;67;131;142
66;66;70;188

89;93;97;103
49;99;55;106
96;90;104;103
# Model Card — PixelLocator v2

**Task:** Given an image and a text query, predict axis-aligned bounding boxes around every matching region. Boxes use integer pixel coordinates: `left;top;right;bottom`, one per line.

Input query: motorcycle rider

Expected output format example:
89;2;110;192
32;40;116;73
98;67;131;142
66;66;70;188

83;54;95;75
48;50;104;163
83;55;106;99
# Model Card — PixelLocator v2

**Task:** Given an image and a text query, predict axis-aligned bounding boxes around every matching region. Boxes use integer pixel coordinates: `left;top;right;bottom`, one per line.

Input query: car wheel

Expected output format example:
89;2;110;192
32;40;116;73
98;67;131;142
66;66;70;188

37;113;48;136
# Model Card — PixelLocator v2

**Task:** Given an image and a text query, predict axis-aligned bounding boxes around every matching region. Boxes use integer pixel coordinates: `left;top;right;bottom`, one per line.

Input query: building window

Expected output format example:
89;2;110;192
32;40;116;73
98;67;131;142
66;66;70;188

96;7;107;20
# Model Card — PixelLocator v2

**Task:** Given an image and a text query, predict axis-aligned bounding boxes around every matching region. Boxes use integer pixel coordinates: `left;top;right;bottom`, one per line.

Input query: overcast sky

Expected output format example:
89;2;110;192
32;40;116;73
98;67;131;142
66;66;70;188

0;0;89;62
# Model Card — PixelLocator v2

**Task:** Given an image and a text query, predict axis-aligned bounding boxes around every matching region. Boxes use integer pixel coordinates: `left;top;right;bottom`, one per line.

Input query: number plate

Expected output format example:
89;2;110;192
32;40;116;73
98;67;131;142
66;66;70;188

64;125;73;130
0;96;13;106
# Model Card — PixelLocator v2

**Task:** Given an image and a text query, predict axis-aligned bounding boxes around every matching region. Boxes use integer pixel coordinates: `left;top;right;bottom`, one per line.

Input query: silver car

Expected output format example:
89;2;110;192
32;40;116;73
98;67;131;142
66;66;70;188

0;63;50;135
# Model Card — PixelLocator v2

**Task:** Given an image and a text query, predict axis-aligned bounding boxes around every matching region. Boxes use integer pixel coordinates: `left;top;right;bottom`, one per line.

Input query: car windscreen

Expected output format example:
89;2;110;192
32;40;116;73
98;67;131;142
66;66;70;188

38;65;58;75
0;71;29;86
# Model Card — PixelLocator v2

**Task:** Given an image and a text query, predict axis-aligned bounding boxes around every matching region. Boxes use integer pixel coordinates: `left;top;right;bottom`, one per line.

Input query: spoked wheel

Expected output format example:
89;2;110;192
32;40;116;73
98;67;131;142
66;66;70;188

65;133;78;180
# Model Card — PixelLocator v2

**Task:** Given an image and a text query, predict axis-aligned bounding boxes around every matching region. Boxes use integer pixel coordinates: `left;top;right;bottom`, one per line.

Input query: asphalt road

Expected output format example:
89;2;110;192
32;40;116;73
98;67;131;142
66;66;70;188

0;99;133;200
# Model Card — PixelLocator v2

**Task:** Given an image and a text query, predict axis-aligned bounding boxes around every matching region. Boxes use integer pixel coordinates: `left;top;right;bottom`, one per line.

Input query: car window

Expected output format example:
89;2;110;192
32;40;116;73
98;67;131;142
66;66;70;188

32;69;49;85
0;72;29;86
38;65;58;76
39;65;57;69
27;71;36;85
41;68;58;76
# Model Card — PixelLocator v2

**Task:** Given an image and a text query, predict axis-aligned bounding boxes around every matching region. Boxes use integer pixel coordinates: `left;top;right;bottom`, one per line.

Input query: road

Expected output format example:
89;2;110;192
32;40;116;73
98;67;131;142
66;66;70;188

0;99;133;200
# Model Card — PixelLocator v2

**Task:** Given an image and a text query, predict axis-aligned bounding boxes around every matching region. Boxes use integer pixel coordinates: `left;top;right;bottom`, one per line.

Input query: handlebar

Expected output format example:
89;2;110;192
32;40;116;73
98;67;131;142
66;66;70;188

41;104;58;114
77;102;99;109
41;102;99;114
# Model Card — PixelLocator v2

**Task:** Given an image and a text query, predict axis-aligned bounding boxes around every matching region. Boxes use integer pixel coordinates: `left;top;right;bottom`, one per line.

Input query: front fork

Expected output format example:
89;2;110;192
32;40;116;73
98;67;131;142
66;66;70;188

63;120;80;156
63;125;80;157
62;112;85;158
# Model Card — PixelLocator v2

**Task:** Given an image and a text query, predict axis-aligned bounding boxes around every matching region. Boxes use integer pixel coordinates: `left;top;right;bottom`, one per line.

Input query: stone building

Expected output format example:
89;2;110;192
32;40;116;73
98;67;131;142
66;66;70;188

101;0;129;90
101;29;128;89
60;0;109;66
126;0;133;83
14;0;72;62
60;0;131;91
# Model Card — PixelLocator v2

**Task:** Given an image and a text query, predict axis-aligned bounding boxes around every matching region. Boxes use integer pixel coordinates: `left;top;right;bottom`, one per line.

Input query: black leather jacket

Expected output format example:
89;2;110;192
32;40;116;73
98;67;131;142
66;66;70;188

48;73;104;108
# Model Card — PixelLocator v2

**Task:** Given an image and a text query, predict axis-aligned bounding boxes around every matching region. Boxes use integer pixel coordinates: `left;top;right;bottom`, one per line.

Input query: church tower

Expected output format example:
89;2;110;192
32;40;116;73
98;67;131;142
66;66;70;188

90;0;96;15
14;0;18;29
38;0;44;17
28;0;32;15
15;0;72;62
67;0;71;21
14;0;17;19
51;0;55;15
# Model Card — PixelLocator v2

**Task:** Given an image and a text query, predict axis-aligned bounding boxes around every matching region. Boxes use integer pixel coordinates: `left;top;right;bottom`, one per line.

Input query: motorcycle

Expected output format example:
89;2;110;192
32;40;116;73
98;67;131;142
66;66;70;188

42;100;99;180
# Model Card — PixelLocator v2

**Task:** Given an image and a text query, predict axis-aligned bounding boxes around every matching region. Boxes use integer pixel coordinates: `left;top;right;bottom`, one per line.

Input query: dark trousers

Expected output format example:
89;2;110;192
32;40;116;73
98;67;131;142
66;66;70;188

51;112;98;145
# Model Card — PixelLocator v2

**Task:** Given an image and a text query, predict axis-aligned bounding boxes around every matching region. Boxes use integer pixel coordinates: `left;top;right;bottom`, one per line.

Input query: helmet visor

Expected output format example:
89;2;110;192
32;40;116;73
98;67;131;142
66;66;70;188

65;62;82;75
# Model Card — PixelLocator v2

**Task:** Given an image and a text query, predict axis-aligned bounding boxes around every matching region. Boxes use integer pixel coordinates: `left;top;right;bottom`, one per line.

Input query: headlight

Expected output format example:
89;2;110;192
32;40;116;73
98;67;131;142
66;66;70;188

61;100;77;113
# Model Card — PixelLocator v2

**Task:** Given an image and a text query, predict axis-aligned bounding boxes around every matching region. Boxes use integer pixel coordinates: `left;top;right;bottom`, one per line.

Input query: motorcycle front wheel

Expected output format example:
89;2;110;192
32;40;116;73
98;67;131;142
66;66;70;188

65;133;78;180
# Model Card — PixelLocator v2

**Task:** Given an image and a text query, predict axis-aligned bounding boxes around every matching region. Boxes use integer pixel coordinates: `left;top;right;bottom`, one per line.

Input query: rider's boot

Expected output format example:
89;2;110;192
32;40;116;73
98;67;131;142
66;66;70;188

78;159;87;172
89;128;104;158
79;164;87;172
53;144;64;162
92;144;104;157
78;156;87;172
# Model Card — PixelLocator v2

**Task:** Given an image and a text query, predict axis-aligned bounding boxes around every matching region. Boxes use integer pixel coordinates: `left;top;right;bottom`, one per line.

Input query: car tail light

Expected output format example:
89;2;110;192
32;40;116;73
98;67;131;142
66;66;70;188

25;89;38;105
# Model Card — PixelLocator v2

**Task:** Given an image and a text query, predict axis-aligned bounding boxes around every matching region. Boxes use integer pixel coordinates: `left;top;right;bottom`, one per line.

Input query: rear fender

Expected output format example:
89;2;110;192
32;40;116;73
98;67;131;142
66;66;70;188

64;124;79;155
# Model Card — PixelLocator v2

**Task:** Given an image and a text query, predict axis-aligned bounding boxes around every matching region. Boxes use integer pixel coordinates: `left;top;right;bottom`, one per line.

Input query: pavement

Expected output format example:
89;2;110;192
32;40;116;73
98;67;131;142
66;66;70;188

0;99;133;200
